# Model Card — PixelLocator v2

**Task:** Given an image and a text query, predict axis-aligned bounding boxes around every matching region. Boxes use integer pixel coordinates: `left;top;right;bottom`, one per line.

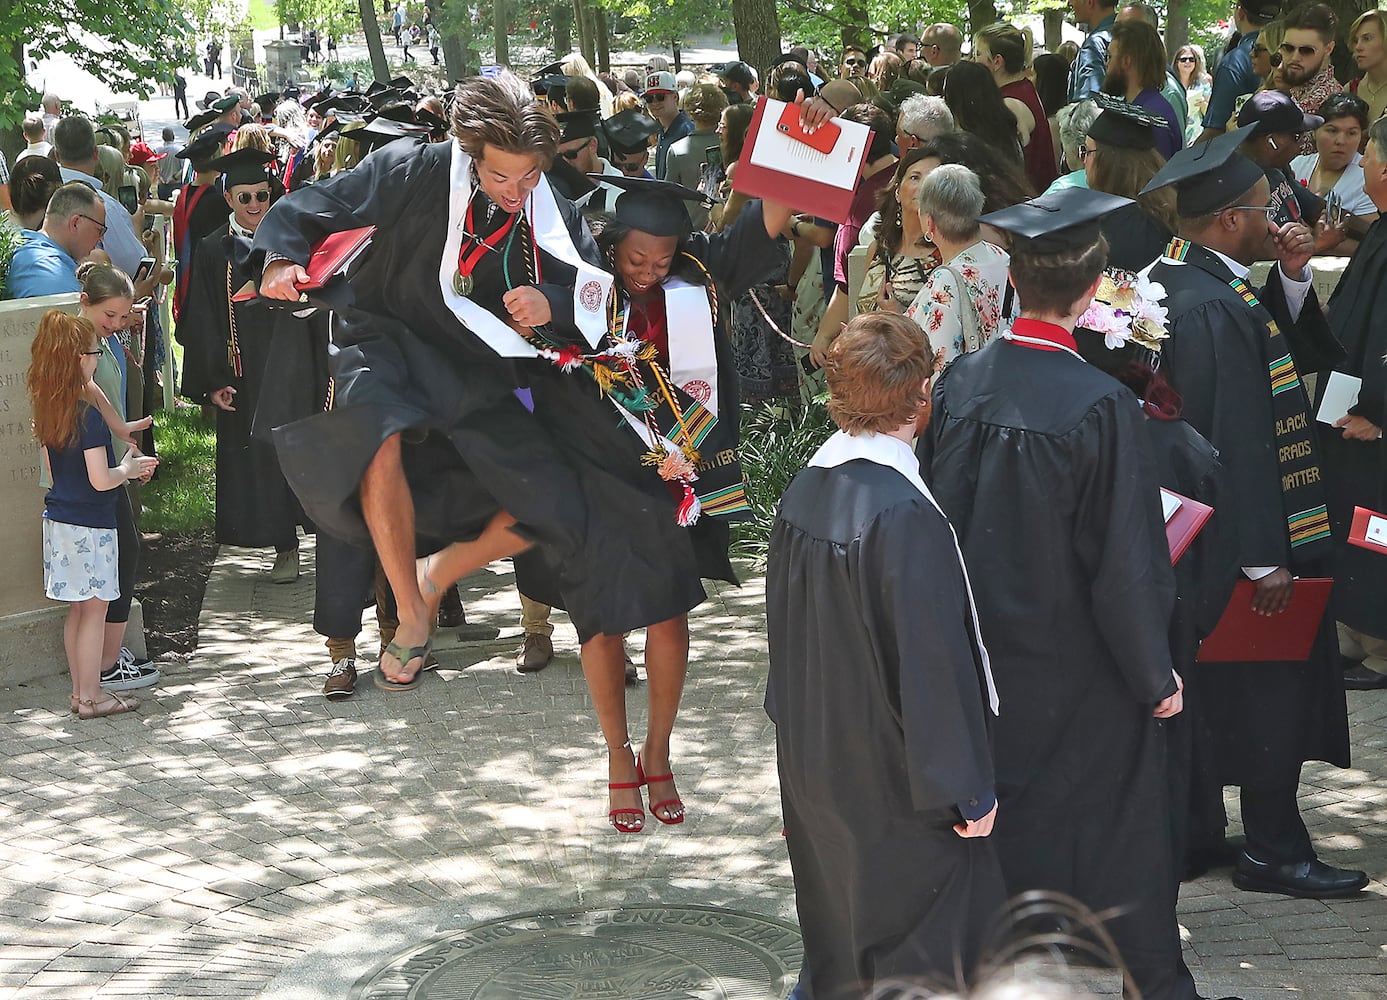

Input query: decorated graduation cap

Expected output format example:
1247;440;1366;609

1139;124;1264;217
557;109;601;143
204;147;276;188
176;123;234;167
603;109;659;155
979;187;1133;253
1089;93;1166;151
593;174;711;237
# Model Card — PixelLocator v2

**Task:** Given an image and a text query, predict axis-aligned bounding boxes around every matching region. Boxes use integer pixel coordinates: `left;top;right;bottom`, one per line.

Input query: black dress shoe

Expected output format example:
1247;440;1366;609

437;584;465;629
1343;660;1387;690
1233;851;1368;898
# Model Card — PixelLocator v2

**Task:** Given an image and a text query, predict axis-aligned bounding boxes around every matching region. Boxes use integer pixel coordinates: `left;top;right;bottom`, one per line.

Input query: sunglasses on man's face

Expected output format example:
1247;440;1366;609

235;190;270;204
1279;43;1320;57
560;146;586;161
844;58;866;66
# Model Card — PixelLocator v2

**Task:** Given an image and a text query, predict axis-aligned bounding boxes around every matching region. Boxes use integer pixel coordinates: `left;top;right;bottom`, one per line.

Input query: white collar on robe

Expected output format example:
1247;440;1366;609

808;429;1000;714
439;141;612;358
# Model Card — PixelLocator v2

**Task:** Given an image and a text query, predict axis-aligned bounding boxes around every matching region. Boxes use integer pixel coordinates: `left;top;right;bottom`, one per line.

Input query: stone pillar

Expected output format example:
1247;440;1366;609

0;293;80;681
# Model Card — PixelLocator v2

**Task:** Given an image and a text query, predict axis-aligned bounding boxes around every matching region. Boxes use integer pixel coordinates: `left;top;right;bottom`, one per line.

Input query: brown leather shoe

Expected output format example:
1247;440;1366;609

323;658;357;699
517;633;554;673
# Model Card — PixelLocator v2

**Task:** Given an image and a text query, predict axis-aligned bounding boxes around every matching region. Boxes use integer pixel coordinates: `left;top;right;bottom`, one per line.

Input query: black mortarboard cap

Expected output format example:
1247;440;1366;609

374;102;418;124
603;109;659;154
1140;124;1266;216
184;109;219;132
534;74;570;98
302;88;335;109
367;86;405;109
317;94;369;117
365;80;390;96
351;116;431;151
283;84;301;100
389;75;415;89
557;109;601;143
979;187;1133;253
415;108;448;135
254;91;282;111
534;61;565;78
314;113;366;142
204;147;276;188
1088;94;1166;151
176;123;234;165
594;174;710;236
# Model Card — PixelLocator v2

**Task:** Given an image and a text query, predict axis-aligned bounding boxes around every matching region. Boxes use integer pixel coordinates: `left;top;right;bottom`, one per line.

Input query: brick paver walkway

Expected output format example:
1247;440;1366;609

1;537;1385;998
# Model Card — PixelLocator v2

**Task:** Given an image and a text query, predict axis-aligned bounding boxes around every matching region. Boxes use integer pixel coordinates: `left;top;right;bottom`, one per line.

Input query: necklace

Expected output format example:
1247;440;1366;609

454;192;516;296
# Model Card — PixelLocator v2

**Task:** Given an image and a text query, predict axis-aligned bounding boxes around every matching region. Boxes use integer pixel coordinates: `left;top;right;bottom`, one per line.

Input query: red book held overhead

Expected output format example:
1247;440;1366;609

1196;578;1332;662
232;226;376;301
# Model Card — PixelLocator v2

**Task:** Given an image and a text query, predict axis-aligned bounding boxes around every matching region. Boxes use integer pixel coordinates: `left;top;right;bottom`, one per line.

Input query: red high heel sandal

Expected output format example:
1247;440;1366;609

636;754;685;825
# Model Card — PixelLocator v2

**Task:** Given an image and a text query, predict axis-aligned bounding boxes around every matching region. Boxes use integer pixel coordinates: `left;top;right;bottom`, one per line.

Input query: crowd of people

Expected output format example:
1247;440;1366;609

3;0;1386;995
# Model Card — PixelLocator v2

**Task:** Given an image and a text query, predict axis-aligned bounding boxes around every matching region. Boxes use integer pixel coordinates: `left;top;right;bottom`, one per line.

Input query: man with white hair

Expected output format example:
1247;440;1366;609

897;94;955;153
41;92;61;144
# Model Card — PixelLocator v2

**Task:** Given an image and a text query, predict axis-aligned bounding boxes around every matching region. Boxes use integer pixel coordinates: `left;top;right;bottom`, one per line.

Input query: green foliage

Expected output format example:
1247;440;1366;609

141;403;216;535
0;222;25;300
590;0;722;48
0;0;193;130
730;395;835;563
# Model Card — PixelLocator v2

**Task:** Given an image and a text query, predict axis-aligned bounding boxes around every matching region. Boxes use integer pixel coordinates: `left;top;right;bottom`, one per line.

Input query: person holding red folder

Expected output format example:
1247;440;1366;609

1143;129;1366;899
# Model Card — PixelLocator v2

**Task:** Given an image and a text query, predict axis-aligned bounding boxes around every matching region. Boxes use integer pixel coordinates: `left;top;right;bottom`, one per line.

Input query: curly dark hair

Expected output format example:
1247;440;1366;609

590;216;709;293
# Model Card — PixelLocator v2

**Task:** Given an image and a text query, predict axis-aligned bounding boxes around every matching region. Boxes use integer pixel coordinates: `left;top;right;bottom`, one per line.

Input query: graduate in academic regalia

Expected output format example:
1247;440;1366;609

517;174;790;831
767;311;1005;1000
919;188;1204;1000
1084;95;1178;271
178;148;325;582
1316;117;1387;688
1140;129;1365;899
171;123;233;321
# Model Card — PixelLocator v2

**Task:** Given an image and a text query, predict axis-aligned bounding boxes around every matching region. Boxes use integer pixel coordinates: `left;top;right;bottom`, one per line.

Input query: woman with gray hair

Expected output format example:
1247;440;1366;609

905;164;1016;362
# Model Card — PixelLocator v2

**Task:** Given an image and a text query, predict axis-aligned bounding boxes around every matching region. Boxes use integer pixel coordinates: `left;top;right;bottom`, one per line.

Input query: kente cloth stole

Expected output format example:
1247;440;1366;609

611;281;749;519
1165;238;1331;556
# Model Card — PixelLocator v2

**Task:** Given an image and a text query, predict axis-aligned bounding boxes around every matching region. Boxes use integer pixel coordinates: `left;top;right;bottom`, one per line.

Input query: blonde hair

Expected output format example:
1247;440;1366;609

234;123;272;153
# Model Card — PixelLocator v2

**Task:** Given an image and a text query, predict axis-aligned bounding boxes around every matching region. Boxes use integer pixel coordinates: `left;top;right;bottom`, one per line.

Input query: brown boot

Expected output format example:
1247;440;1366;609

517;633;554;672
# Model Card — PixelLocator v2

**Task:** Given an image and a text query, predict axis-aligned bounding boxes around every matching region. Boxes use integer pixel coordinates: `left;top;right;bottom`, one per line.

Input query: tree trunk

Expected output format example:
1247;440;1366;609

968;0;998;34
358;0;390;82
732;0;781;75
1165;0;1189;57
427;0;470;79
494;0;509;67
594;7;610;73
552;0;572;56
574;0;595;65
840;2;868;50
672;39;682;73
1044;9;1065;52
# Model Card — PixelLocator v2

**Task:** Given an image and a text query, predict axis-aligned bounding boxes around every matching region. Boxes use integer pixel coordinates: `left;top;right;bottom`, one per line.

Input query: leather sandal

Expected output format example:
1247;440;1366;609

374;637;432;691
77;691;140;719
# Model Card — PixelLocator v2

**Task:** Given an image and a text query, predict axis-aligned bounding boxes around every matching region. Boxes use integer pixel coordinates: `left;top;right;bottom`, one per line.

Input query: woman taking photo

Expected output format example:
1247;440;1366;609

1079;98;1179;269
905;164;1016;362
1173;44;1213;144
1292;92;1379;254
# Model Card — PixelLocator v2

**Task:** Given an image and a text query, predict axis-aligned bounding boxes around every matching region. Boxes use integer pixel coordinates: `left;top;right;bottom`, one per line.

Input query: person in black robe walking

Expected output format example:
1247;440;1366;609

179;149;324;581
1140;128;1366;898
919;188;1209;1000
768;311;1005;1000
1317;116;1387;688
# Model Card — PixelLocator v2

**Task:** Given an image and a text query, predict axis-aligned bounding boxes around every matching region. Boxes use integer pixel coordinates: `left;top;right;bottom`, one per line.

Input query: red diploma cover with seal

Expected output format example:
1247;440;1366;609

1196;578;1333;662
233;226;376;301
1348;506;1387;555
732;98;871;225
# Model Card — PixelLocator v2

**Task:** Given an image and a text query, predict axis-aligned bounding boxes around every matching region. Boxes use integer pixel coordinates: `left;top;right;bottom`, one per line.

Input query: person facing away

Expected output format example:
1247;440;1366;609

767;310;1005;1000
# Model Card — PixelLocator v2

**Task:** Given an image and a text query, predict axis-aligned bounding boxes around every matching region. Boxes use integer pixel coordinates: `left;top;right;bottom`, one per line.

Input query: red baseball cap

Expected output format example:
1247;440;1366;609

127;141;166;166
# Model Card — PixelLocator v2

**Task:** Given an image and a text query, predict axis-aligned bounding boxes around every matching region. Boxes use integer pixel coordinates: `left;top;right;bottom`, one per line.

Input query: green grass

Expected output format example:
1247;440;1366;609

140;403;216;535
247;0;279;32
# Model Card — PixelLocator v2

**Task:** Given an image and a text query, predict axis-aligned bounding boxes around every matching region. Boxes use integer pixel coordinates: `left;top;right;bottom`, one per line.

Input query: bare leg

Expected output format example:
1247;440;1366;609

417;511;530;621
581;632;643;828
69;599;112;709
641;614;689;822
360;434;430;682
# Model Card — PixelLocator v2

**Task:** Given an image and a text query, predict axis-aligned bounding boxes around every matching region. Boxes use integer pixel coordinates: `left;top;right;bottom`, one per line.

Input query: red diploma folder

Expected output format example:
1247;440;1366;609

1348;506;1387;554
232;226;376;301
1196;578;1332;663
1162;487;1213;565
732;97;870;225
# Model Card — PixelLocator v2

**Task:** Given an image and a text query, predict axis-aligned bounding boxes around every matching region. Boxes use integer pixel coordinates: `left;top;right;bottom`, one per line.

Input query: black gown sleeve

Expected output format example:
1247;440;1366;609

857;500;997;815
179;233;234;403
1071;393;1179;703
1257;268;1345;376
685;200;785;302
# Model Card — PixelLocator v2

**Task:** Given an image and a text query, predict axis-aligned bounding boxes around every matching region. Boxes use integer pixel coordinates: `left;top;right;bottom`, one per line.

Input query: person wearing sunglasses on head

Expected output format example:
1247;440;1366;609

179;147;326;585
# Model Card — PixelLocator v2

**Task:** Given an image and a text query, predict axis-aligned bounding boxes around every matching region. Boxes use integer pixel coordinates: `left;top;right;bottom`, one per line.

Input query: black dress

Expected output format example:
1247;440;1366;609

767;455;1005;1000
179;224;324;548
918;328;1196;1000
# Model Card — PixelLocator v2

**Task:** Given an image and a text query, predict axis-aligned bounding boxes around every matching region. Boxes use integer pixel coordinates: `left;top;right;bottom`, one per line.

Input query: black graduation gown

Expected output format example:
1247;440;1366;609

918;336;1194;1000
766;459;1006;1000
1150;250;1351;784
1320;216;1387;637
179;225;321;548
1101;202;1172;272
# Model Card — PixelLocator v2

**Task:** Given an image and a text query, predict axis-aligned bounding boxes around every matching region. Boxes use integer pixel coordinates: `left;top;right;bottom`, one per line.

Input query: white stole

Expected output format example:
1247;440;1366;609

808;430;1001;714
439;141;612;358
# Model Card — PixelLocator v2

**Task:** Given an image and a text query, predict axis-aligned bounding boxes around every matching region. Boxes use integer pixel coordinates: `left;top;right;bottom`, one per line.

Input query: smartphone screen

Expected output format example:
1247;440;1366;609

118;185;139;215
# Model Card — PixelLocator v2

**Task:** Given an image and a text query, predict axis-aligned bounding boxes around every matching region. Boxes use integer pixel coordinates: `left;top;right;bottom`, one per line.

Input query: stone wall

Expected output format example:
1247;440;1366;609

0;294;80;676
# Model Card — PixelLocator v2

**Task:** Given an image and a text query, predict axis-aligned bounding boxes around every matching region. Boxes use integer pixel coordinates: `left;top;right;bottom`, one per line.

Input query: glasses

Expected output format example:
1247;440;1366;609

645;92;671;102
1225;204;1277;220
1252;44;1270;54
1077;145;1097;161
560;147;585;161
77;213;107;237
1279;43;1320;57
615;159;647;174
235;190;270;204
843;58;866;67
1177;55;1197;62
81;349;103;357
